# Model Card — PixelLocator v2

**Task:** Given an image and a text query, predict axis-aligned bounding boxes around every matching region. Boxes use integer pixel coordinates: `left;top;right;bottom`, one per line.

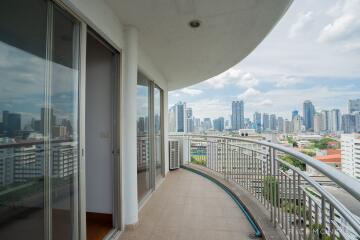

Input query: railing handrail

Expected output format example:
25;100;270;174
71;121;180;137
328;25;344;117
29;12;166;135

170;133;360;202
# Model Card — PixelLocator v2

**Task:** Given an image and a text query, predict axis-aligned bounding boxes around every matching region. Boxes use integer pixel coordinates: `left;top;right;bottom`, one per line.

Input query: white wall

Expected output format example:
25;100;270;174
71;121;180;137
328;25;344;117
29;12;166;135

64;0;170;224
85;34;114;214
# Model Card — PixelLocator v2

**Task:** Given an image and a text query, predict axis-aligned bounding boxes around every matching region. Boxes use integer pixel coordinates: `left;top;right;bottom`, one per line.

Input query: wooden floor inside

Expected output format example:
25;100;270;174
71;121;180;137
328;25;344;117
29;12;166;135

86;212;113;240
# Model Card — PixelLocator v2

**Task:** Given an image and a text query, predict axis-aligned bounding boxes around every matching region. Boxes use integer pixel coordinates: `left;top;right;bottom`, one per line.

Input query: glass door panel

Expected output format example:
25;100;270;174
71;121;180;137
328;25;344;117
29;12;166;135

154;87;163;182
0;0;47;239
50;5;80;240
137;73;151;202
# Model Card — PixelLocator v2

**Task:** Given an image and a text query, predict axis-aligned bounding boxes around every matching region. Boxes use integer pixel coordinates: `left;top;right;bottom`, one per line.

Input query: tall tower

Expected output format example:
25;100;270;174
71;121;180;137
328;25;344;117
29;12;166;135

231;101;244;130
303;100;315;131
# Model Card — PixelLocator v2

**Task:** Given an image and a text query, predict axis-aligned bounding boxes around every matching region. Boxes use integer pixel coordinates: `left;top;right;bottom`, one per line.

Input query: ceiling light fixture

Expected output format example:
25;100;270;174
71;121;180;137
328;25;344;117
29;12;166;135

189;20;201;28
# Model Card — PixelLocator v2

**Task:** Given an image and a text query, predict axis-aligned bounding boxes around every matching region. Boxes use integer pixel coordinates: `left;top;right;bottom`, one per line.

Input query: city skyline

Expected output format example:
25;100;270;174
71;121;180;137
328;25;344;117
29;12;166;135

169;0;360;120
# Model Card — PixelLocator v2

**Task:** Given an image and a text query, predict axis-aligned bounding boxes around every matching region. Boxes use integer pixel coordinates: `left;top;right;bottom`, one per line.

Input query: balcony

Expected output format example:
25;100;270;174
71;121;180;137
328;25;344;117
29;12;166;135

121;168;256;240
151;134;360;240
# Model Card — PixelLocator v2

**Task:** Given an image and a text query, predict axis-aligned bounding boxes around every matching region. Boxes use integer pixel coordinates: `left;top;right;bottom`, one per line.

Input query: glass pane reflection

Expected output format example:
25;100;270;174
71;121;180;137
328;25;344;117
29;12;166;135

0;0;47;239
137;73;151;202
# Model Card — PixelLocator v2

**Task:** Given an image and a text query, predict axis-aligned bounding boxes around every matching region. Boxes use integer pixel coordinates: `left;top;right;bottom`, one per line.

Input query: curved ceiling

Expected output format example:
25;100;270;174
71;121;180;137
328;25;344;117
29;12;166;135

106;0;292;90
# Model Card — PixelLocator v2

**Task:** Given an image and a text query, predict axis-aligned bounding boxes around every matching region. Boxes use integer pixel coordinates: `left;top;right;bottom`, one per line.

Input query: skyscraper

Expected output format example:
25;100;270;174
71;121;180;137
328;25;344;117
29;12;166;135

253;112;261;133
342;114;356;134
203;118;212;130
292;110;299;120
348;99;360;113
262;113;270;131
320;110;330;132
313;112;322;134
330;109;341;132
185;108;194;133
293;115;302;133
277;117;284;133
270;114;277;131
231;101;244;130
168;102;186;133
213;117;224;132
303;100;315;131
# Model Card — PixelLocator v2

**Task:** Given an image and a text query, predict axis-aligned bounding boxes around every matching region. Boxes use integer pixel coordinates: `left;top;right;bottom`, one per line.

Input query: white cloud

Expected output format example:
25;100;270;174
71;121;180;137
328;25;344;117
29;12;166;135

237;88;261;100
275;76;303;88
343;41;360;51
237;72;259;88
180;88;203;96
288;11;314;39
187;99;230;120
318;0;360;43
203;68;243;89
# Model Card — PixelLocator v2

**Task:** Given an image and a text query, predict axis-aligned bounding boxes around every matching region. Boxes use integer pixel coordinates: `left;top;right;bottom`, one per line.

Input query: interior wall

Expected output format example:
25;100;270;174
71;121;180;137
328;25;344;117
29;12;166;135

85;33;114;214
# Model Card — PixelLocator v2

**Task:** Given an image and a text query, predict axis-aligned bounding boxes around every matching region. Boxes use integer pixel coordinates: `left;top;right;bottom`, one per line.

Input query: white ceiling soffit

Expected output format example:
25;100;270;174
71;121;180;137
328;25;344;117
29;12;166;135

106;0;292;90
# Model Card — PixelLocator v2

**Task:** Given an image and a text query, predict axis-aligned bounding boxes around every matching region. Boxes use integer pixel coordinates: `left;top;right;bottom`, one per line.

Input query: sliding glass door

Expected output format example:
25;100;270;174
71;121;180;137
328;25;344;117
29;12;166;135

154;86;163;182
0;1;80;239
136;73;151;202
136;72;163;203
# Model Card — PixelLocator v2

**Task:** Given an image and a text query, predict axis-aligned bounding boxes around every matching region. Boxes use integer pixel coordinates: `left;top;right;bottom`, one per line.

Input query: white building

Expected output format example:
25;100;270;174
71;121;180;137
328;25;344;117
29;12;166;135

341;134;360;180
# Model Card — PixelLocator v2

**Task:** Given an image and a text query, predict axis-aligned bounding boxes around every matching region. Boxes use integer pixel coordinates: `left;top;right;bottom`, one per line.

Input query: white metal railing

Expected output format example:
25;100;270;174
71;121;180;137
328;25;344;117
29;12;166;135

169;134;360;240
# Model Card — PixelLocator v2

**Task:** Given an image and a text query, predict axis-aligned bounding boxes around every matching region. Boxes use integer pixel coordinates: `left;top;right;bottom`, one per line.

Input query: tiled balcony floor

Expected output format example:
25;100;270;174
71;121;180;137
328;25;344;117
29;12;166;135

120;169;253;240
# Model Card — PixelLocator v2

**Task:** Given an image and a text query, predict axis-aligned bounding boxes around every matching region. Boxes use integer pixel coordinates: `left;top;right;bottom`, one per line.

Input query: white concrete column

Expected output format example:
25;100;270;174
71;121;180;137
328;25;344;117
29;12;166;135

123;26;139;225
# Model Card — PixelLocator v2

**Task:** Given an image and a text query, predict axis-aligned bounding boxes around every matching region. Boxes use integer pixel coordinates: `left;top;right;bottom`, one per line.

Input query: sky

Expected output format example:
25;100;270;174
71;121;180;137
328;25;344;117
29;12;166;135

168;0;360;121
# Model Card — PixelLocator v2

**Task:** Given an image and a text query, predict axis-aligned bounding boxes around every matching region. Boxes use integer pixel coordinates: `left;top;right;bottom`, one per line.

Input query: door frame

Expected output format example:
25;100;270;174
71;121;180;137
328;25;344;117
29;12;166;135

53;1;123;239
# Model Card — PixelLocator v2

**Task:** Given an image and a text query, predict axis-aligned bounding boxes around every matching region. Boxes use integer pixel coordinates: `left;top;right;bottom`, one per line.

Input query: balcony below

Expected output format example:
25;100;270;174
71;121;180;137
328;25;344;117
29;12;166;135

120;168;254;240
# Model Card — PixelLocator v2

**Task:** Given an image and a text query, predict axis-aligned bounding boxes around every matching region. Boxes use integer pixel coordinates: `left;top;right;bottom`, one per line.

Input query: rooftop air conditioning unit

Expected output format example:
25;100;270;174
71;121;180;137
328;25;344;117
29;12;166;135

169;139;180;170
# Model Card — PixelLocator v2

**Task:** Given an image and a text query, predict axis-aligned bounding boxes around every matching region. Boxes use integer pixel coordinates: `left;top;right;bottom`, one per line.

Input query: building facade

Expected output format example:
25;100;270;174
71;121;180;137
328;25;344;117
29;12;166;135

231;101;244;130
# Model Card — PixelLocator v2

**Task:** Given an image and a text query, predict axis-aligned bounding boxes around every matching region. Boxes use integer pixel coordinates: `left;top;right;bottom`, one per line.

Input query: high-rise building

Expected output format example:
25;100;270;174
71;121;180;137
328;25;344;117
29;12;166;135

203;118;212;130
284;119;292;134
320;110;330;131
348;99;360;114
330;109;341;132
253;112;261;133
185;108;194;133
277;117;284;133
270;114;277;131
231;101;244;130
354;112;360;133
168;106;176;132
213;117;224;132
293;115;302;133
303;100;315;131
313;112;322;134
341;134;360;180
2;111;21;138
342;114;356;134
292;110;299;120
262;113;270;131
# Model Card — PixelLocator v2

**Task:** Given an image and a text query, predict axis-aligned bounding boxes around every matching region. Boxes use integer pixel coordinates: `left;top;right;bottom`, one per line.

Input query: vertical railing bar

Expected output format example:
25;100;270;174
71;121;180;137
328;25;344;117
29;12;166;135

302;189;307;240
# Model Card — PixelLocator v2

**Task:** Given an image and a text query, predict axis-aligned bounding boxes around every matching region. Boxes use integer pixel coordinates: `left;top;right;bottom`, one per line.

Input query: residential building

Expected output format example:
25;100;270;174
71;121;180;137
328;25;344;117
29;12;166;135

320;110;330;132
213;117;225;132
203;118;212;130
262;113;270;131
1;1;359;240
231;101;244;130
284;119;292;134
341;134;360;180
330;109;341;132
348;99;360;114
292;110;299;120
303;100;315;131
253;112;262;133
185;107;194;133
342;114;356;134
293;115;302;133
313;112;322;134
270;114;277;131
